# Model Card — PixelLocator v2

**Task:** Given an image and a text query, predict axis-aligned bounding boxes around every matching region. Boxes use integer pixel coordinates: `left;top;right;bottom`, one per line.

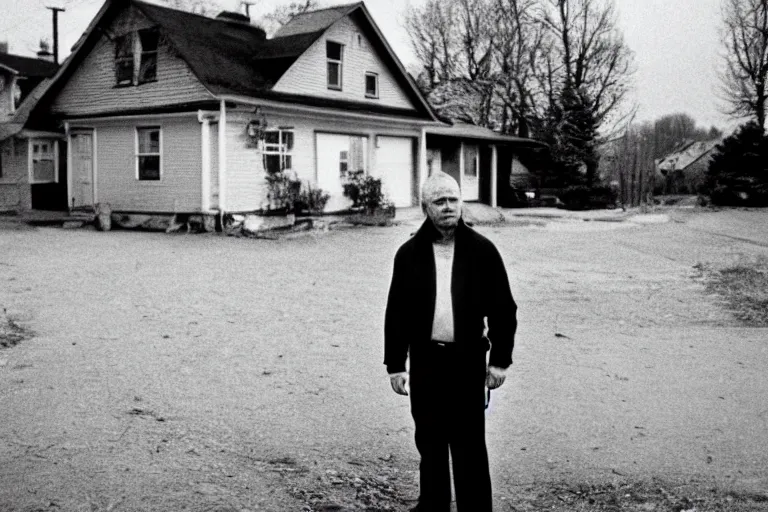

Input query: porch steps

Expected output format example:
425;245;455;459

14;210;95;228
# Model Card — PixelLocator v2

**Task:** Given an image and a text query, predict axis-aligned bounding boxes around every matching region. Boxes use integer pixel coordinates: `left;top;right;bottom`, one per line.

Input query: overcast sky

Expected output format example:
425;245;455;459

0;0;736;131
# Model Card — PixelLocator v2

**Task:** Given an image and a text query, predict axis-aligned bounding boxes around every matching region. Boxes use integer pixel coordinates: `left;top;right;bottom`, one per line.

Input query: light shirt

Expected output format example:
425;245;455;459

431;240;455;342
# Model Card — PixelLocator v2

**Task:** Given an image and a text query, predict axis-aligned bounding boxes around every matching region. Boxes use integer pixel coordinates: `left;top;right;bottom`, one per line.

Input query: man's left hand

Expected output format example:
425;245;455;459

486;366;507;389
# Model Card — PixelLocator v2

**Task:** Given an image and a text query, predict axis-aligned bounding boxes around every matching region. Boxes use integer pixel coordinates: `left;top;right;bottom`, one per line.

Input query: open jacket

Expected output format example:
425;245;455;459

384;217;518;374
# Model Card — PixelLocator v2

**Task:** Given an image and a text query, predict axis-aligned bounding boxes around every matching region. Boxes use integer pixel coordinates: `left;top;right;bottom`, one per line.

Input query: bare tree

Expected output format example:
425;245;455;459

720;0;768;129
404;0;461;90
493;0;547;136
537;0;634;126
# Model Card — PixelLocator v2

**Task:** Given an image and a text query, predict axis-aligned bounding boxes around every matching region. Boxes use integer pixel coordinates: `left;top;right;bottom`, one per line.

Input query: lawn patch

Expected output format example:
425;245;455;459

695;257;768;326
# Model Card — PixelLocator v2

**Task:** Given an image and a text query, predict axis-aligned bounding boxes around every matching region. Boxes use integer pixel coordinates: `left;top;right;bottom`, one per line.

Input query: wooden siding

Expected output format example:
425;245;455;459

77;115;202;212
226;110;421;208
50;6;213;116
225;120;266;212
273;16;415;111
0;138;31;211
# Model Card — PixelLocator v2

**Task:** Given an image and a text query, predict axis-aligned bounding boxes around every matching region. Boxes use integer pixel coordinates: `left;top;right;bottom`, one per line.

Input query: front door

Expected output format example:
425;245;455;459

316;133;368;212
70;131;94;210
462;143;480;201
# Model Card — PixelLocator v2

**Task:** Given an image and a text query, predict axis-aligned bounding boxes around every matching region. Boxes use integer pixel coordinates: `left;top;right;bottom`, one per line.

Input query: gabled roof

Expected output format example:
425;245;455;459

0;78;53;141
34;0;438;121
273;3;361;38
0;53;58;78
656;139;721;172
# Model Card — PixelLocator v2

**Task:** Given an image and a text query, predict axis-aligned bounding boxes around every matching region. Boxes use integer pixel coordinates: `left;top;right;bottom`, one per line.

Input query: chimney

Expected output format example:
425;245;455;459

37;40;55;62
216;11;251;24
0;41;8;54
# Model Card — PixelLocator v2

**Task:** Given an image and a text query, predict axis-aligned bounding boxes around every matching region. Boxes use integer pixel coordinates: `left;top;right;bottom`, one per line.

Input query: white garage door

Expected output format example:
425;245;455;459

316;133;368;212
372;136;414;207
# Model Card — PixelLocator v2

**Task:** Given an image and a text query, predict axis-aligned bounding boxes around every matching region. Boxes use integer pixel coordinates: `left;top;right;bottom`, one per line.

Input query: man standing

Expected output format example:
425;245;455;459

384;172;517;512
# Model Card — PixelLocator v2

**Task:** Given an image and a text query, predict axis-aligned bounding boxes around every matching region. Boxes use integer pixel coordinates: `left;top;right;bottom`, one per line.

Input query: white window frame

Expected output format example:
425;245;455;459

262;128;294;173
28;139;59;184
365;72;379;99
135;126;163;181
326;41;344;90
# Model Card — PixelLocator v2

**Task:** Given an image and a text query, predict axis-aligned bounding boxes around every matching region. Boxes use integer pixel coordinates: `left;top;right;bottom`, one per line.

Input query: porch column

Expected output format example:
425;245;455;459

491;144;498;208
64;122;72;211
418;127;428;204
199;113;211;212
218;100;227;213
459;141;465;194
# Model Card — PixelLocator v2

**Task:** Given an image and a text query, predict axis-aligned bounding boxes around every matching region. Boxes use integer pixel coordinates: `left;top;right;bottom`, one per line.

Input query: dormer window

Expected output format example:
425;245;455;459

115;28;159;86
365;72;379;99
326;41;343;90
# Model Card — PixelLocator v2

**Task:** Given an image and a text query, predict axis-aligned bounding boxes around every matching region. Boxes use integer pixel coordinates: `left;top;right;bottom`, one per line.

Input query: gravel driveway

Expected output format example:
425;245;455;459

1;208;767;511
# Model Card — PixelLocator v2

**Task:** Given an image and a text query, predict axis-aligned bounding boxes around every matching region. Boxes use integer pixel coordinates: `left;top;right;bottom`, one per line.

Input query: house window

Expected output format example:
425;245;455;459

326;41;343;90
340;136;367;180
115;28;159;86
30;140;57;183
263;128;294;174
138;29;158;83
115;34;134;86
136;127;161;180
365;72;379;98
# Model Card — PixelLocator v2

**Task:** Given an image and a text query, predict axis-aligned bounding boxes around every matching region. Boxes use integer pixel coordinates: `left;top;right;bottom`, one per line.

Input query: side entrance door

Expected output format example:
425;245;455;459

70;130;94;210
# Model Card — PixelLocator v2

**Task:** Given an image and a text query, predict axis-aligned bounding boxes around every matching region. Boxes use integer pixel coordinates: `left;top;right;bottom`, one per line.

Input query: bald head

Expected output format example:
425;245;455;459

421;172;462;230
421;172;461;205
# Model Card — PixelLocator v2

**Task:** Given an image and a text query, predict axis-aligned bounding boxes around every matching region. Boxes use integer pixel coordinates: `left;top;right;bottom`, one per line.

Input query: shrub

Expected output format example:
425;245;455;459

705;122;768;207
295;183;330;214
559;185;617;210
265;172;300;212
342;171;391;213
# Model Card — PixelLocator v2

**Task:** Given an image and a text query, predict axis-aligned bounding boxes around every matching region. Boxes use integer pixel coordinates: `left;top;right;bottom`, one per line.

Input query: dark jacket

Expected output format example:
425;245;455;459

384;217;517;374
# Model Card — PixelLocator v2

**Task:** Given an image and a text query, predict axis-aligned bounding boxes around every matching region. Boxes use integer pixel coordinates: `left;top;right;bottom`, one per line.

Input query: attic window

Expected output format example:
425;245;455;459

326;41;343;90
138;29;158;83
115;28;159;86
115;35;134;86
365;72;378;98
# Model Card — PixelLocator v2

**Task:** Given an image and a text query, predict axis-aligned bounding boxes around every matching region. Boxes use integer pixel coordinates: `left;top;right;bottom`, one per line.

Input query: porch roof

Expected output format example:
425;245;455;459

427;122;547;147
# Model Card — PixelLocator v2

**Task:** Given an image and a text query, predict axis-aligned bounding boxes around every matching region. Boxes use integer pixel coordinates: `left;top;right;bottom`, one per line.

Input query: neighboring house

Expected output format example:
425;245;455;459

655;139;721;194
0;45;60;212
16;0;544;217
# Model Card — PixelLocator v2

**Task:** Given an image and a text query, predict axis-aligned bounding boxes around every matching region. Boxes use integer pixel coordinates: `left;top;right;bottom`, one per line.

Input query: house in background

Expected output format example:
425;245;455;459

0;42;61;212
655;139;721;195
17;0;544;221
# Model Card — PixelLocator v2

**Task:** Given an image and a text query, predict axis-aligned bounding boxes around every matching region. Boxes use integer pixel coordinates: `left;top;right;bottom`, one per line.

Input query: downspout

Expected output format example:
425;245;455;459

218;99;227;223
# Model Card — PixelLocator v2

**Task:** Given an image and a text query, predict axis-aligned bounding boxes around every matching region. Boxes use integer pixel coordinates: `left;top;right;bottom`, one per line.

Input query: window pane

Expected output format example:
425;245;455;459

139;29;159;51
264;131;279;144
33;160;55;182
264;154;281;174
326;41;342;60
366;74;377;96
138;129;160;153
139;155;160;180
115;35;133;58
116;59;134;84
283;155;292;171
327;62;340;87
282;131;294;151
138;53;157;83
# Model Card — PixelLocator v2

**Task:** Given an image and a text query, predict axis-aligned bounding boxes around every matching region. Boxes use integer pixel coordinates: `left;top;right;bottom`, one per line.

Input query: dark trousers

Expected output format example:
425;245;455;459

409;341;492;512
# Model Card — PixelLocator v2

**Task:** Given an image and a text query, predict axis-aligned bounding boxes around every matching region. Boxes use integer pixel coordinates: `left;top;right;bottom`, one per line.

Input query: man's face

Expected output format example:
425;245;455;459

424;185;462;229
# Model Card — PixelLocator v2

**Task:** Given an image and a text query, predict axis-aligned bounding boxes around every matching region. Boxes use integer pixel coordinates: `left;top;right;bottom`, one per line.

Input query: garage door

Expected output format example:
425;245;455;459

372;136;414;208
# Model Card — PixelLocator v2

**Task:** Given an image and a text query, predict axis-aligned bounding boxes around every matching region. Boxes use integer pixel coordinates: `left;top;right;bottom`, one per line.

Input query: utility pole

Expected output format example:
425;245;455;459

46;5;66;64
241;1;256;18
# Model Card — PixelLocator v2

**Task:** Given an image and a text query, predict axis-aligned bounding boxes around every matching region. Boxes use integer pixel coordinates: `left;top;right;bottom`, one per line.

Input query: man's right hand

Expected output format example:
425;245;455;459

389;372;409;395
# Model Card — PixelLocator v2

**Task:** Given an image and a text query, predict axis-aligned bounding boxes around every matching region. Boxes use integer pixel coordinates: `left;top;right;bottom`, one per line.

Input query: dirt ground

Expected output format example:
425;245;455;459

1;207;767;511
